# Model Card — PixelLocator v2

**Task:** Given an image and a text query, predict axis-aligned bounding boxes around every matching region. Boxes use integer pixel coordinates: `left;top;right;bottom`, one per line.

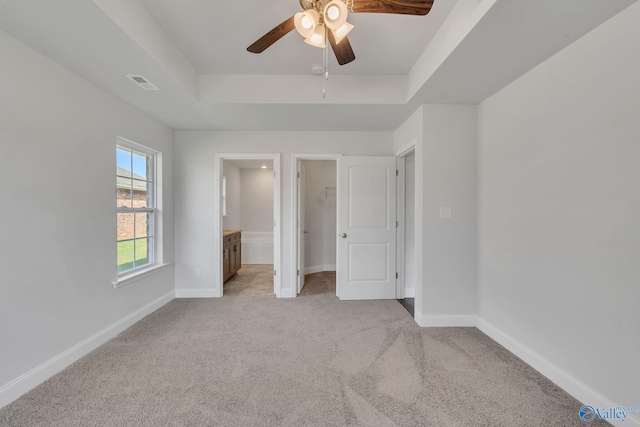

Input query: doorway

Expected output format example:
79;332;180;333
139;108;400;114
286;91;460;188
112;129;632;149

214;153;281;297
396;148;416;315
222;159;275;296
292;154;340;297
294;154;399;300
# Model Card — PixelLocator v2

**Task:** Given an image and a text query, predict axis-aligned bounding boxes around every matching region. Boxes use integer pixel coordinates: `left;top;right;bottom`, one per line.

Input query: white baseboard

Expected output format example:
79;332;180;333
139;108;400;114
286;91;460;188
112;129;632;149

304;265;323;275
0;291;174;410
476;318;640;427
175;288;219;298
415;313;478;327
304;265;336;275
241;232;274;265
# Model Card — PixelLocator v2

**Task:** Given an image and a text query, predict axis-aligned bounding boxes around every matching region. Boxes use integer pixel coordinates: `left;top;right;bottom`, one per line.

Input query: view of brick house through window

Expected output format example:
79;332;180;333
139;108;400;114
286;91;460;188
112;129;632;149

116;143;155;274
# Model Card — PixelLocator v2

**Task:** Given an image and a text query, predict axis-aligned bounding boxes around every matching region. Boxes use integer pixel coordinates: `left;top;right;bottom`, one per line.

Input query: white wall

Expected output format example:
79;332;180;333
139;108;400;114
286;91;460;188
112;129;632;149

240;168;274;232
0;30;174;406
303;160;337;273
478;2;640;411
404;152;416;297
394;107;424;311
239;168;274;264
421;105;477;324
174;132;393;297
222;160;241;230
394;105;478;326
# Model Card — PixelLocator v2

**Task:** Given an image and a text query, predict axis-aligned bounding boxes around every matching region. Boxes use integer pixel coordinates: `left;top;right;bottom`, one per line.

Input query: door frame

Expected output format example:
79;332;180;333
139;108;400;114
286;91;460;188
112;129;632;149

214;153;282;297
395;142;418;301
291;153;341;297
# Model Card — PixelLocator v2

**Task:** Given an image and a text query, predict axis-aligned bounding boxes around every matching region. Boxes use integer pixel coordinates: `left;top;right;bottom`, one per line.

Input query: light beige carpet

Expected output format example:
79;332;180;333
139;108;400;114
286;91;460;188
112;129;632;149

301;271;336;296
0;285;609;426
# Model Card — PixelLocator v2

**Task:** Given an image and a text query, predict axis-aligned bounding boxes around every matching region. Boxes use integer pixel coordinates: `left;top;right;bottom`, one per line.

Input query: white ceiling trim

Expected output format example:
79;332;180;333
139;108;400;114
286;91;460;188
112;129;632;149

408;0;498;99
1;0;636;131
93;0;199;97
200;74;407;104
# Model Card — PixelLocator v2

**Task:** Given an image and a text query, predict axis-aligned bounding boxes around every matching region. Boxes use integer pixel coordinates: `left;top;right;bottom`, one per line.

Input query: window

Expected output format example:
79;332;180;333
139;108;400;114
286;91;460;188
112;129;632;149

116;139;161;278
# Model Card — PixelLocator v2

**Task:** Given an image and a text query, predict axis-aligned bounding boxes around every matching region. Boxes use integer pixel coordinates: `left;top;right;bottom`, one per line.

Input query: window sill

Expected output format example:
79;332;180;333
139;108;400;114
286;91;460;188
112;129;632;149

113;263;169;289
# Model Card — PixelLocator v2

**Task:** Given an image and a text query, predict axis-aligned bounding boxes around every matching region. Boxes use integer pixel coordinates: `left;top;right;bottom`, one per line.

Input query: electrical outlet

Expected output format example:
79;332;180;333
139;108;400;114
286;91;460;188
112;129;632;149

195;268;201;277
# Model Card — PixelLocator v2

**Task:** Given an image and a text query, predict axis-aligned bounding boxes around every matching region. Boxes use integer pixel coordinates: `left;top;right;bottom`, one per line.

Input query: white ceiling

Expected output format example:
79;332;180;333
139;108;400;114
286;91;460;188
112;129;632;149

0;0;635;131
137;0;457;76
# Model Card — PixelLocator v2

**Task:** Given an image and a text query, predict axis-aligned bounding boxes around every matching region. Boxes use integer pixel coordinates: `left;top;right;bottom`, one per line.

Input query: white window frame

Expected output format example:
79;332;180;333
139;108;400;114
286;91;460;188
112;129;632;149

113;137;165;288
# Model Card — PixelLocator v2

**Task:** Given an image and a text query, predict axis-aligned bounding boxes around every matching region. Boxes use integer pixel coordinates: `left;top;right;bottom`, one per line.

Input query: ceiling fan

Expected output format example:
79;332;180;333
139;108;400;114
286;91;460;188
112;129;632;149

247;0;434;66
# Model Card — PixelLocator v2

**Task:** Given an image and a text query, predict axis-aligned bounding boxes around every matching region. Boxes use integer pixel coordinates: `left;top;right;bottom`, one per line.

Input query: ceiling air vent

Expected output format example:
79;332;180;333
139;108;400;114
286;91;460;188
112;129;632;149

126;75;159;91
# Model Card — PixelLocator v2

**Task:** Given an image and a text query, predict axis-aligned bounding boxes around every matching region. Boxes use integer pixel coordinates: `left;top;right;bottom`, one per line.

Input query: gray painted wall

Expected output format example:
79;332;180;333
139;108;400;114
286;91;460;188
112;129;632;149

303;160;337;272
0;30;175;398
173;131;393;297
478;2;640;407
240;168;274;233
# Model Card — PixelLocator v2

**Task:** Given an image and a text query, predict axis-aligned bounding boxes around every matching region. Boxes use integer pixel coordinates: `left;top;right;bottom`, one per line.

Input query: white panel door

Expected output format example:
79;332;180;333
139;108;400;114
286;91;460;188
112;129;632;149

297;160;306;294
337;156;397;300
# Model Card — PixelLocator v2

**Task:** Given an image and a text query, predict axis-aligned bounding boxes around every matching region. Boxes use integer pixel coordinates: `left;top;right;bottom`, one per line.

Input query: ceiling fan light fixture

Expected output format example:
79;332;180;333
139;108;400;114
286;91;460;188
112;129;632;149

304;25;327;49
323;0;348;30
331;21;354;45
294;9;320;38
304;24;326;48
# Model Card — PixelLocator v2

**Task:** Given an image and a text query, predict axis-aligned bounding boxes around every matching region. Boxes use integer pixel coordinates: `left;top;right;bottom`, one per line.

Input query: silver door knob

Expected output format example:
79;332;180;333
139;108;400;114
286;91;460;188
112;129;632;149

341;233;347;238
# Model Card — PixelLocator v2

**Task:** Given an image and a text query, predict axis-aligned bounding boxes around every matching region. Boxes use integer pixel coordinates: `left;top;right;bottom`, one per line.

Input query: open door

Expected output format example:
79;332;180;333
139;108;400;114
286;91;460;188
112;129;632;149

337;156;397;300
297;160;306;294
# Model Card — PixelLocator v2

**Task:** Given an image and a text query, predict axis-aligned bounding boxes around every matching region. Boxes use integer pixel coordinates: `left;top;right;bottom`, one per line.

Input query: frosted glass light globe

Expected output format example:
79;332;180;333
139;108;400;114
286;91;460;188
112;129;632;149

327;5;340;20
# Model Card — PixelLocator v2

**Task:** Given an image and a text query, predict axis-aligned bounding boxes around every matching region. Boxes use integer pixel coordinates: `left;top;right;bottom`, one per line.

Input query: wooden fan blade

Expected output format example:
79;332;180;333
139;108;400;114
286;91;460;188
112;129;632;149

350;0;433;15
328;32;356;65
247;16;296;53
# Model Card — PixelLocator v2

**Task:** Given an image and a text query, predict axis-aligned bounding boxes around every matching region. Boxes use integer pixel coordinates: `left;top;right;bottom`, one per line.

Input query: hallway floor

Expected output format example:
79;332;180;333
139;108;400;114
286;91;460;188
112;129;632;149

223;265;337;297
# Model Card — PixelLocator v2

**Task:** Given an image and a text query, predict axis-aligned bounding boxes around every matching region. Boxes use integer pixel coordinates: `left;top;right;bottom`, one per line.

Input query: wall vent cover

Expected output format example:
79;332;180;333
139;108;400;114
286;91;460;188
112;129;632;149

126;75;159;91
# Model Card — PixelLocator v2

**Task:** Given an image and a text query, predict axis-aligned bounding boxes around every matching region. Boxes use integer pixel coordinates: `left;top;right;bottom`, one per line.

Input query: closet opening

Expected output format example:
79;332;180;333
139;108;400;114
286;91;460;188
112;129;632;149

293;156;339;297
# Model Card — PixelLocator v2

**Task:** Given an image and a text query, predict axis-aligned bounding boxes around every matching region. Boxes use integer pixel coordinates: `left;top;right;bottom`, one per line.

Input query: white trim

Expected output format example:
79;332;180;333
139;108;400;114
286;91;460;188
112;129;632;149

215;153;281;297
291;154;342;298
241;232;274;264
112;263;168;288
395;146;416;304
476;318;640;427
304;264;336;275
415;313;478;327
395;141;418;158
304;265;324;275
396;156;405;299
410;314;640;426
116;137;164;279
174;288;219;298
0;291;174;410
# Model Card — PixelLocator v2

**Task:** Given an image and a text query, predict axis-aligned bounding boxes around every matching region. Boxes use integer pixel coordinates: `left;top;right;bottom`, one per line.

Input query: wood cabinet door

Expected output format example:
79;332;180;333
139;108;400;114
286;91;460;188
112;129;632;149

223;246;231;281
231;243;239;274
